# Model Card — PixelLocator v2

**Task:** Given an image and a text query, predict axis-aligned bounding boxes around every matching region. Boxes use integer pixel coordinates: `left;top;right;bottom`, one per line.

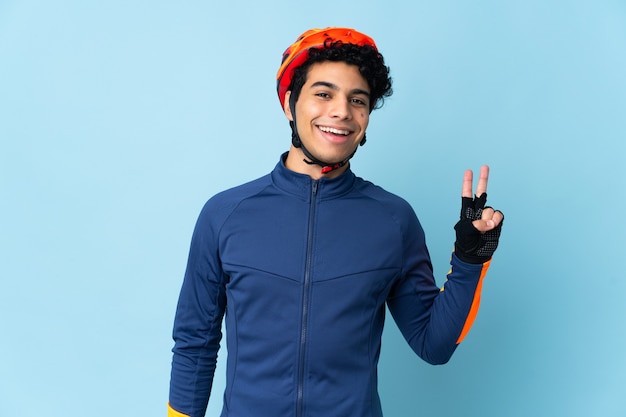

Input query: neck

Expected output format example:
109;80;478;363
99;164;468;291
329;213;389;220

284;145;349;180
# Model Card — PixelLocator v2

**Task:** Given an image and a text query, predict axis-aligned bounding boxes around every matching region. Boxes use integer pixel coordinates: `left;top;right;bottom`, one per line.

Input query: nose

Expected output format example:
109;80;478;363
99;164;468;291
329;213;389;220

329;97;352;120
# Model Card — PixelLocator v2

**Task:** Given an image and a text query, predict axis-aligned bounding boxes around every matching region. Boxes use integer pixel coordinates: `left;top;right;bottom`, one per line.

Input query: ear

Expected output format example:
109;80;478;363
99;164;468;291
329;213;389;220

283;91;294;121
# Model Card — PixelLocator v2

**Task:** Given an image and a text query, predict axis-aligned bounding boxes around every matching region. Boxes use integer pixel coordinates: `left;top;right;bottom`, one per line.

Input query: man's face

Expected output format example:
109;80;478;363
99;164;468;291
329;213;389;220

284;61;370;167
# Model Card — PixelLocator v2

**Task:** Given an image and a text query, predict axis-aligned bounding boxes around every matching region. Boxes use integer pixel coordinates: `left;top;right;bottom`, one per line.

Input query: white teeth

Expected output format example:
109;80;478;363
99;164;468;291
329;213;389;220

319;126;350;135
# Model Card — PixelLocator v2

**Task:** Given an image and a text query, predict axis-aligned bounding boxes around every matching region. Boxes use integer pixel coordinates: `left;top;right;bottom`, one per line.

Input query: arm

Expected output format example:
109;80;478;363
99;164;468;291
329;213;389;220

169;202;228;417
387;166;503;365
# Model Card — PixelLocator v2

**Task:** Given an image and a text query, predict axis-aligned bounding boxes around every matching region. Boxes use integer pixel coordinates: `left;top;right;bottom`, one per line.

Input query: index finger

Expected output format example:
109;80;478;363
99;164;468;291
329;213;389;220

462;169;473;198
475;165;489;197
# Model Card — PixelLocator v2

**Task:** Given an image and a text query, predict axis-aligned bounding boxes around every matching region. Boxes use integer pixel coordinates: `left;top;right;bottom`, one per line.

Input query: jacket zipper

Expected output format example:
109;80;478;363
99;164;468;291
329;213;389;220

296;179;318;417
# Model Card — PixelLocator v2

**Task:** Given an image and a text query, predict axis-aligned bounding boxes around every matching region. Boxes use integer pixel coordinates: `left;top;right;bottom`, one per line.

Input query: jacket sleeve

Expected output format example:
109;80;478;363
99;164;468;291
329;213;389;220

386;208;490;365
169;200;228;417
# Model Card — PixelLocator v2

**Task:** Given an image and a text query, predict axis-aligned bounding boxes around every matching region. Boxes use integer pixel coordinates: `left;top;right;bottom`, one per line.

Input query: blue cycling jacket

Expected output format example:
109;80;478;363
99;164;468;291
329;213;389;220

169;155;490;417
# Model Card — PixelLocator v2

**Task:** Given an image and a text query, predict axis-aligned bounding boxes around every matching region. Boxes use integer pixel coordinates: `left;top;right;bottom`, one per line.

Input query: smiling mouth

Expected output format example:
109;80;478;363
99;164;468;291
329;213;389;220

318;126;351;136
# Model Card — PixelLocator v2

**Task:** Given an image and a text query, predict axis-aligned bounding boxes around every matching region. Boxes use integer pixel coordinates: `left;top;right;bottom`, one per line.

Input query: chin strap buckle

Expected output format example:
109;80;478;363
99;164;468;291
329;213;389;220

307;160;344;174
321;163;343;174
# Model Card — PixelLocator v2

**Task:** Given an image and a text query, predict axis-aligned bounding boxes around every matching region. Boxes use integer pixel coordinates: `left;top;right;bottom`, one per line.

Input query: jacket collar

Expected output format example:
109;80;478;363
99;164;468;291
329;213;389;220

271;152;356;201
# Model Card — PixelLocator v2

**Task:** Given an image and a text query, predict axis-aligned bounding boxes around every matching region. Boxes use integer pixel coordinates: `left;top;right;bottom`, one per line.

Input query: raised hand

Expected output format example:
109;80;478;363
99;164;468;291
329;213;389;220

455;165;504;264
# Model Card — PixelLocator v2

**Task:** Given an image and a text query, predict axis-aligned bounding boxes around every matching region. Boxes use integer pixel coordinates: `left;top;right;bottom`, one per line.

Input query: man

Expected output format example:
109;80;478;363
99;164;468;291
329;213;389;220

168;27;503;417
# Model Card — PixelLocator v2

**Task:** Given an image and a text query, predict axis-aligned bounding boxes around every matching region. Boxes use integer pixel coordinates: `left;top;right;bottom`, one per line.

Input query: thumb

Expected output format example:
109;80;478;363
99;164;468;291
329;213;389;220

472;219;495;233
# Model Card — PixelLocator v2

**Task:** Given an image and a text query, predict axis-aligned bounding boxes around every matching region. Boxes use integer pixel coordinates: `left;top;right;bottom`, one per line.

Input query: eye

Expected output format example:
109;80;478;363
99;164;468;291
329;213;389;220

351;97;368;107
315;92;331;99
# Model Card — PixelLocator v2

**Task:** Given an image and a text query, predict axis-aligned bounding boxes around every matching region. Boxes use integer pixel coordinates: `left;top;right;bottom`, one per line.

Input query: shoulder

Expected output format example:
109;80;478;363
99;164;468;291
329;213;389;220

207;174;272;208
350;177;427;254
196;173;272;229
351;176;426;238
353;176;417;218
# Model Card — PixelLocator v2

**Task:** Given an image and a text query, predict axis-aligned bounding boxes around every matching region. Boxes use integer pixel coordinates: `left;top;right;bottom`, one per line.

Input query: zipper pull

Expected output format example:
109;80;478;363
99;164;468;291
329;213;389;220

312;180;318;195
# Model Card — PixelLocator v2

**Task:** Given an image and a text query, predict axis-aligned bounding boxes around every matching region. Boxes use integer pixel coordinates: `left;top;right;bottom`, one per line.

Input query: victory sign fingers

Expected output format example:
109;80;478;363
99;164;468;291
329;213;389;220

462;165;489;198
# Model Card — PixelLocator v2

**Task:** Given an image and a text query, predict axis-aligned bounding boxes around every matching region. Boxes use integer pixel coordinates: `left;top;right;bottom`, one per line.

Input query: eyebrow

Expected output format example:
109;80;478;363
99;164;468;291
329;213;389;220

310;81;370;97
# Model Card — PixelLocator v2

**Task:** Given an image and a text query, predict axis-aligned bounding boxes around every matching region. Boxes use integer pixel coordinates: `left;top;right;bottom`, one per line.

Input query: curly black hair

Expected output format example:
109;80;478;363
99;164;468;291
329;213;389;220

288;41;393;111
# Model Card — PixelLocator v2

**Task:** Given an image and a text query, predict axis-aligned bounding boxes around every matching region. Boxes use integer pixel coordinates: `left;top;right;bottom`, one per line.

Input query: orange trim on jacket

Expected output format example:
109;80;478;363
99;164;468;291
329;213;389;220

456;259;491;344
168;403;190;417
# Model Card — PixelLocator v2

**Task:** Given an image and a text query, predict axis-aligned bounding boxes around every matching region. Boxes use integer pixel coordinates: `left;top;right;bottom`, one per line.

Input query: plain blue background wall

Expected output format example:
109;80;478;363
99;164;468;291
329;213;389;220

1;1;624;416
